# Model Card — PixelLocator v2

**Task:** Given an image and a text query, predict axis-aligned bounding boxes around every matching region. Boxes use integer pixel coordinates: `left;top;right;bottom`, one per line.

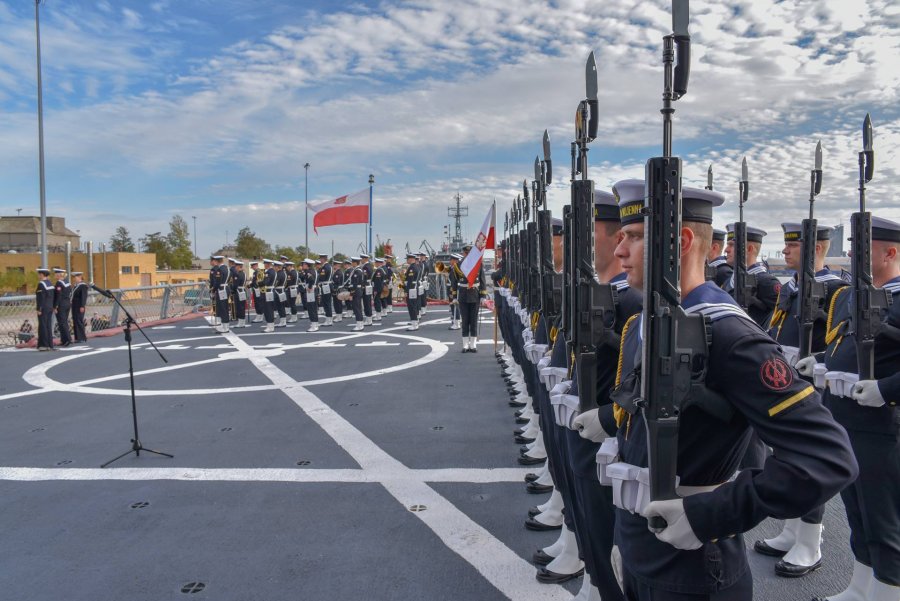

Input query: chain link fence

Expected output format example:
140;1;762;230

1;282;210;348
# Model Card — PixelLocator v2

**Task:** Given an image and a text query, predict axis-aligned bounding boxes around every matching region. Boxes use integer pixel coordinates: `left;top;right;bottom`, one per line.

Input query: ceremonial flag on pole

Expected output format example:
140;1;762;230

461;202;495;285
308;188;370;234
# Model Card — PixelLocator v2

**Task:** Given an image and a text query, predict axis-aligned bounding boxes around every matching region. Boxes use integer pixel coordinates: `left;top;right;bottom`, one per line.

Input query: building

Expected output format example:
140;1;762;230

0;216;80;253
0;251;157;294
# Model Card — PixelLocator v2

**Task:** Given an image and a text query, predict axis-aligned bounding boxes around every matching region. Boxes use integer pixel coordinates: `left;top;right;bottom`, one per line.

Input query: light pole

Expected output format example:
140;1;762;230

192;215;197;258
304;163;310;258
34;0;48;268
368;174;374;254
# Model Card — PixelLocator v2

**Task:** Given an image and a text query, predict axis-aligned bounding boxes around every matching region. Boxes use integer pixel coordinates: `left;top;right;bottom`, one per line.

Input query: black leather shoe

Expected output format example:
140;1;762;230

532;549;555;566
519;445;532;454
774;558;822;578
524;474;539;484
471;347;478;353
509;399;527;408
525;517;562;531
515;416;529;424
536;567;583;584
526;481;553;494
515;435;535;445
527;505;541;516
518;455;545;466
753;540;788;557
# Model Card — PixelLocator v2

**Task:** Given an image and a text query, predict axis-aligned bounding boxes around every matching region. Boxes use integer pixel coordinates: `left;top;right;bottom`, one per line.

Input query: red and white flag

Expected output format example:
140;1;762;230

308;188;370;234
460;203;495;285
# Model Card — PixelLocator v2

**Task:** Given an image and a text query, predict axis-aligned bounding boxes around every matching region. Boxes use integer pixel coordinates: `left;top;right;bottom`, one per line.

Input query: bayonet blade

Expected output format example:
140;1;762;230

543;130;551;162
707;164;713;189
863;114;873;152
741;157;748;182
815;141;823;171
586;52;598;101
672;0;690;38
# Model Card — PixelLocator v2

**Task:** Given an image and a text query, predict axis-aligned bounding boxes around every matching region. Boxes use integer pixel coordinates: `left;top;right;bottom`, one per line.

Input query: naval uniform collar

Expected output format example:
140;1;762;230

708;256;727;267
682;280;737;310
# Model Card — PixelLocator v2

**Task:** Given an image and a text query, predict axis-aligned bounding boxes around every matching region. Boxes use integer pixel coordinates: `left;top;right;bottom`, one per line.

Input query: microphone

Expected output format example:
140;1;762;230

90;284;114;299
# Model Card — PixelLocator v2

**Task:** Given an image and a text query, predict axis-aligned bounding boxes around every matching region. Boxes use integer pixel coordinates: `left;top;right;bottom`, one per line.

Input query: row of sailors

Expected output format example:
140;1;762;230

492;180;898;601
33;267;89;350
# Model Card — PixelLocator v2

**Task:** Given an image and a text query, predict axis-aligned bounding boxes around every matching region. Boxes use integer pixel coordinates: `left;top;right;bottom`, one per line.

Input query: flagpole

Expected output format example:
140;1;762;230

492;199;498;354
368;174;374;254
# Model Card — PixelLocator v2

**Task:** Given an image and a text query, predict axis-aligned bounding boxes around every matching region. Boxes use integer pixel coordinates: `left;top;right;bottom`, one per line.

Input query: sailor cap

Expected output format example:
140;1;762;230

612;180;724;226
871;216;900;243
262;258;273;264
726;223;768;243
342;259;352;265
612;179;645;226
303;258;316;265
227;257;236;263
232;260;243;266
318;253;328;257
359;253;370;259
273;260;284;266
406;253;416;259
37;268;50;275
279;255;289;261
384;254;394;259
712;228;727;242
552;217;564;236
375;257;385;263
782;222;833;242
284;260;295;266
53;267;67;273
461;245;472;252
594;189;619;222
450;253;463;260
211;255;224;261
351;256;361;262
71;271;84;276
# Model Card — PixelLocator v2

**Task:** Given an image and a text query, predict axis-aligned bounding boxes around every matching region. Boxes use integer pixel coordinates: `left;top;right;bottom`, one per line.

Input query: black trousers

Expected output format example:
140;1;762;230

235;294;246;319
262;295;275;324
420;286;427;310
287;290;298;315
56;305;72;344
622;565;752;601
306;298;318;322
321;293;333;317
38;309;54;348
72;306;87;342
363;293;373;317
215;297;229;326
406;294;419;321
274;290;286;318
460;300;479;337
352;293;364;321
373;291;383;313
333;295;343;315
252;291;262;315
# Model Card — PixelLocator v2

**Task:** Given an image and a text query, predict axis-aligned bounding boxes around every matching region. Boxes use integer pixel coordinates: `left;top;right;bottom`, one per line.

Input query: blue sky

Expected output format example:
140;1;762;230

1;0;899;258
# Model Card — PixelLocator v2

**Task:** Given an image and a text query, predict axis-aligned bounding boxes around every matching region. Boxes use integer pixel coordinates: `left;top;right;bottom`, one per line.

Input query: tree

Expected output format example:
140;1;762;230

143;232;171;269
375;243;386;258
274;246;301;265
332;252;349;263
167;215;193;269
110;226;136;252
234;227;271;260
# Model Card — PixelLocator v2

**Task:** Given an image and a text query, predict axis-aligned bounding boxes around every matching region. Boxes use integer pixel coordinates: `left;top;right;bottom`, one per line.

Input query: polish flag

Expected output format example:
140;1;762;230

460;203;495;285
308;188;369;234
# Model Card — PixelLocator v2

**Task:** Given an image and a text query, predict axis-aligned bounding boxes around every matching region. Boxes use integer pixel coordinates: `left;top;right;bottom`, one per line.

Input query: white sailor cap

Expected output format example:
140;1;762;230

37;267;51;275
726;223;767;243
782;222;833;242
279;255;290;261
375;257;385;263
359;253;370;259
284;260;295;266
273;260;284;266
303;258;316;265
211;255;224;261
406;253;416;259
343;258;352;264
450;253;463;261
227;257;236;263
233;260;244;266
871;216;900;243
72;271;84;276
262;258;273;264
594;189;619;222
351;256;361;262
384;254;394;259
53;267;67;273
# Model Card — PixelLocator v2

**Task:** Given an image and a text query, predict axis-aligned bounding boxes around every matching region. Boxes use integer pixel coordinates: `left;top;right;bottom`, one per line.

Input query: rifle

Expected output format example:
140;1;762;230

797;141;825;361
850;114;891;379
732;157;758;310
525;179;541;314
640;0;711;531
536;131;560;317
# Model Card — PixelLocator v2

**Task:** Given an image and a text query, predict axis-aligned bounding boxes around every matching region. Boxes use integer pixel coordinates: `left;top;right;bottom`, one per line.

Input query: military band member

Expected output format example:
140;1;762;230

360;253;374;326
342;259;354;319
248;261;263;323
384;254;395;313
209;256;231;333
301;258;320;332
231;260;248;328
332;259;346;322
447;253;463;330
283;260;299;323
372;257;386;322
606;180;857;601
404;253;421;330
347;257;365;331
35;268;55;350
317;254;334;326
707;228;733;287
802;216;900;601
261;258;276;333
756;222;850;577
417;252;429;315
723;224;781;328
53;267;73;346
228;258;239;322
70;271;88;343
458;244;486;352
273;260;288;327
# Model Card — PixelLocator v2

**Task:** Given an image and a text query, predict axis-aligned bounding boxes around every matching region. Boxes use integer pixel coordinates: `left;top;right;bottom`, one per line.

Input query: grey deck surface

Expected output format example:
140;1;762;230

0;309;852;600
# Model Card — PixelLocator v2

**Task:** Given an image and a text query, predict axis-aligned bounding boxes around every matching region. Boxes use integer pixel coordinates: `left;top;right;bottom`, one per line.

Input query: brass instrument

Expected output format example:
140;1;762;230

434;260;446;274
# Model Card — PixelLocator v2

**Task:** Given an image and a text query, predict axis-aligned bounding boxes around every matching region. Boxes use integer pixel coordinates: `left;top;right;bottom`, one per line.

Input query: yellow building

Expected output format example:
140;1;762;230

0;252;158;294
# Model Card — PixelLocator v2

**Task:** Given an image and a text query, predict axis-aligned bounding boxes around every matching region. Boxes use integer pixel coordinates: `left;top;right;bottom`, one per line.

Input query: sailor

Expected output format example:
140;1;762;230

372;257;386;322
799;216;900;601
359;253;374;326
331;259;345;322
605;179;857;601
260;258;276;333
272;260;288;327
70;272;89;343
231;260;248;328
447;253;463;330
227;258;239;323
756;222;851;577
248;261;263;324
417;252;430;315
383;254;395;313
209;256;231;333
301;258;320;332
403;253;421;330
458;243;486;352
346;257;365;331
722;224;781;328
707;228;733;287
284;259;300;323
35;268;55;351
341;259;354;319
317;254;334;326
53;267;73;346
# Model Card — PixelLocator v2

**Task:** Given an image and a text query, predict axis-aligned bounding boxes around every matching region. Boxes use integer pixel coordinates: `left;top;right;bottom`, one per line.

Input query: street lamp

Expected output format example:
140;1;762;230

304;163;310;258
34;0;48;268
192;215;197;258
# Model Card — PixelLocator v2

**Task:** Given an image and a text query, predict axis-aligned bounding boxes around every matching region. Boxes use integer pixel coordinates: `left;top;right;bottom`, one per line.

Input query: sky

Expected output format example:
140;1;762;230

1;0;899;259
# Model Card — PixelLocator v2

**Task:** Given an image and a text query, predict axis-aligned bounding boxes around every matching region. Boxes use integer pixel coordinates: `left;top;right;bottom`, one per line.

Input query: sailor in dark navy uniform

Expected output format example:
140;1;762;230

603;179;857;601
230;260;248;328
372;257;386;322
346;257;365;331
283;259;299;324
360;253;374;326
707;228;732;288
209;256;231;333
70;272;89;343
458;244;486;352
722;224;780;328
35;268;55;350
227;258;239;323
403;253;421;331
53;267;73;346
802;216;900;601
247;261;263;324
384;255;395;313
272;260;288;328
332;259;347;322
260;259;276;333
756;222;851;576
447;253;463;330
301;258;320;332
317;254;334;326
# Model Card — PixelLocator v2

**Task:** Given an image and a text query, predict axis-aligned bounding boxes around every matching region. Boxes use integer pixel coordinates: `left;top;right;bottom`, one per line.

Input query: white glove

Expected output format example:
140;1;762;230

642;498;702;550
851;380;886;408
572;408;611;443
610;544;624;591
795;355;818;378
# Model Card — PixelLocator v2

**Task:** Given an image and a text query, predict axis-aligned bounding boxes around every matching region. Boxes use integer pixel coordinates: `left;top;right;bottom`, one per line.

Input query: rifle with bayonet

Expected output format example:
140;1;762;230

733;157;759;310
797;141;825;361
536;131;561;317
640;0;712;531
525;179;541;314
704;165;717;282
850;114;893;378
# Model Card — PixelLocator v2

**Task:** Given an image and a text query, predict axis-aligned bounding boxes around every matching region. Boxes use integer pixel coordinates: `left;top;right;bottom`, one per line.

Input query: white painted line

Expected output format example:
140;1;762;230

355;342;400;347
151;326;176;330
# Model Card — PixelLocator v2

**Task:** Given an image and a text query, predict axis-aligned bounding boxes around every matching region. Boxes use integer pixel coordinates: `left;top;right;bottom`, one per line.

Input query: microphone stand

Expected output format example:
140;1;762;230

97;285;174;468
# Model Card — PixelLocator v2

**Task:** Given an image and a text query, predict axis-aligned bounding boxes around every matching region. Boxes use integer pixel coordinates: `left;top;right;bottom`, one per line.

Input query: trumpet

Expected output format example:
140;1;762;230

434;260;446;274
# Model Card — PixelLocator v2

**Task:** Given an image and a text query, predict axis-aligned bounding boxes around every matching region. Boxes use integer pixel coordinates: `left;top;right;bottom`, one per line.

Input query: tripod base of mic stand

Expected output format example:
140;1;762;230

101;438;174;468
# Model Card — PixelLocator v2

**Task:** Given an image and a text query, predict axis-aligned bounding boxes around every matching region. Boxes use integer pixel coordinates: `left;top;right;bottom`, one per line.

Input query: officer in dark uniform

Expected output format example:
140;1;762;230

301;258;320;331
272;260;288;327
722;224;780;328
359;253;374;326
347;257;365;331
70;271;89;343
417;252;430;315
372;257;386;322
231;260;247;328
403;253;421;331
53;267;73;346
227;258;239;323
35;268;55;350
707;228;733;287
208;256;230;332
458;244;486;352
447;253;463;330
757;222;851;576
332;259;345;322
261;258;276;332
284;259;299;323
317;254;334;326
384;255;395;313
247;261;263;323
604;179;857;601
804;216;900;601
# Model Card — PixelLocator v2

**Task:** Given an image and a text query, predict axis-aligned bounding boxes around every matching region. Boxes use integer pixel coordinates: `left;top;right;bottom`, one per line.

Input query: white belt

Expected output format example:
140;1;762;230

825;370;859;398
458;283;480;289
606;461;734;515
